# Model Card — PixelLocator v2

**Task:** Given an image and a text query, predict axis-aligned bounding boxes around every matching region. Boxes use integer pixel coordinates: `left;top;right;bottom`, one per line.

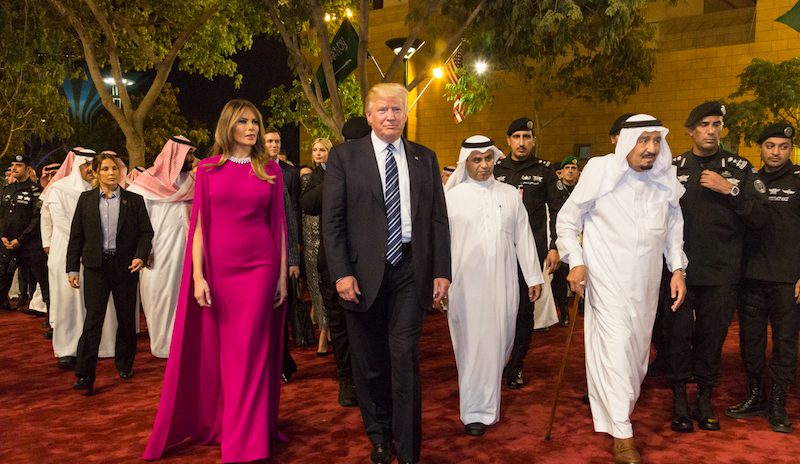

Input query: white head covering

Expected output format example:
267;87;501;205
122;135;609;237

569;114;684;208
41;148;96;203
444;135;504;193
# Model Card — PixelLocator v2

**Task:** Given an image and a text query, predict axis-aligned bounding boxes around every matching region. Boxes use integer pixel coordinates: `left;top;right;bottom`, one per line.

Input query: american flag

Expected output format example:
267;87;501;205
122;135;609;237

444;50;465;124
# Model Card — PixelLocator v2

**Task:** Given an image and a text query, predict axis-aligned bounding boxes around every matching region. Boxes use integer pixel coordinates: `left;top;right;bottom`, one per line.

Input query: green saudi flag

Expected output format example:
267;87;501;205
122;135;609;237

777;1;800;33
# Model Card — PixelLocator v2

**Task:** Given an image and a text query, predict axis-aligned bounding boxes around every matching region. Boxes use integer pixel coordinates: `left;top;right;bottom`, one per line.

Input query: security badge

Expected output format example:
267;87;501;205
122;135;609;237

520;175;543;185
754;179;767;194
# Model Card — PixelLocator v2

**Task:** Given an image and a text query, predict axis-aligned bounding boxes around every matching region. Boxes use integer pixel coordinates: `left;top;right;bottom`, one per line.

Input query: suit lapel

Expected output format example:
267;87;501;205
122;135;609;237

117;189;128;234
90;188;102;238
403;138;421;221
362;137;384;204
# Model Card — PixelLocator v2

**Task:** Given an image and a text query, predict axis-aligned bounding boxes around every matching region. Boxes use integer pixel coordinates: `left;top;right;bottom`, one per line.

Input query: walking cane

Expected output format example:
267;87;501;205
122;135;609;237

544;294;582;440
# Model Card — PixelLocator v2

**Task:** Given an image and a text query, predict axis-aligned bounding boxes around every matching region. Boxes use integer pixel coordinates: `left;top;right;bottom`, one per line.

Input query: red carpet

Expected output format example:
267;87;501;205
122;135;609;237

1;305;798;463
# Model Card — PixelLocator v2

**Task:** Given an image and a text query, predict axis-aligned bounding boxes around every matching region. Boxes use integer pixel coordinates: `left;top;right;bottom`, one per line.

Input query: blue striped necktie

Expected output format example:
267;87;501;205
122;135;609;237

384;143;402;265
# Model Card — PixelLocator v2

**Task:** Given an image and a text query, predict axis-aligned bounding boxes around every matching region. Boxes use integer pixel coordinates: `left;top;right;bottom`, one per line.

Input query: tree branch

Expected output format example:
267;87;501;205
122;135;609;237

357;0;370;102
405;0;487;91
306;0;344;130
45;0;127;130
383;0;444;83
112;12;161;66
83;0;133;113
262;0;338;134
134;0;223;128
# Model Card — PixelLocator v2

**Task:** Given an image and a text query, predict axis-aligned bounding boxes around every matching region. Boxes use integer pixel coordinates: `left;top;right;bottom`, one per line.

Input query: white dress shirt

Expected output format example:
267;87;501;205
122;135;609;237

371;131;412;243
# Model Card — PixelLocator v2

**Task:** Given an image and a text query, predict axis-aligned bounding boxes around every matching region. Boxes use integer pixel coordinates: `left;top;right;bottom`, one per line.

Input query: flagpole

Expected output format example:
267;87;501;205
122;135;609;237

408;41;465;111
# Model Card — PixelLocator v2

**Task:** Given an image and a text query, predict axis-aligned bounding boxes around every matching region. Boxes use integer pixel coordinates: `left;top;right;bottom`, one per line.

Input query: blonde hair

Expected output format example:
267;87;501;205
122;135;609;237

90;152;121;188
365;83;409;115
208;99;275;183
311;137;333;152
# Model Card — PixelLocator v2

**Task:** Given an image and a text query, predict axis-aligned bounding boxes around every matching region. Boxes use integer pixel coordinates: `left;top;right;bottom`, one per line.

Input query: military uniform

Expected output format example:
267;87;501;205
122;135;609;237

494;151;566;385
739;162;800;386
0;178;49;310
664;148;767;405
726;124;800;433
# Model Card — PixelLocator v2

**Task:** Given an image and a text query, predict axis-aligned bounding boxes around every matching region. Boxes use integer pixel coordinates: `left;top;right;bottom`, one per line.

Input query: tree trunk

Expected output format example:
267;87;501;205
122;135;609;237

121;124;146;168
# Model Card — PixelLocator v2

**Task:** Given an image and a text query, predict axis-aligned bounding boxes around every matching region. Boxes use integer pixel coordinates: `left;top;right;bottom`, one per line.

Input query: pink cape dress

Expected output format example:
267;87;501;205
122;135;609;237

143;156;288;462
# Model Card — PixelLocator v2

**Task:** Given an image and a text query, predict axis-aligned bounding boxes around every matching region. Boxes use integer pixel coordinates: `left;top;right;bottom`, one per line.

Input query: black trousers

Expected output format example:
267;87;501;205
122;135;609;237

739;279;800;386
507;266;534;375
551;264;569;322
0;248;49;308
345;249;424;463
320;266;353;384
75;254;138;378
664;284;737;387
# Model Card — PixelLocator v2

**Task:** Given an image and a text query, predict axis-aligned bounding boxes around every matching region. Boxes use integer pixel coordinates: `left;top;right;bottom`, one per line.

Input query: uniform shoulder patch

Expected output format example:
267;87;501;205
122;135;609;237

539;159;551;167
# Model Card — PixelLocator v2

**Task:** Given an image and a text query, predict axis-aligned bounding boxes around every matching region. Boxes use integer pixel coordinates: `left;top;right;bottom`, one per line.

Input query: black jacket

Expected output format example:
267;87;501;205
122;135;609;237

0;179;44;251
743;162;800;284
674;149;768;285
66;187;154;272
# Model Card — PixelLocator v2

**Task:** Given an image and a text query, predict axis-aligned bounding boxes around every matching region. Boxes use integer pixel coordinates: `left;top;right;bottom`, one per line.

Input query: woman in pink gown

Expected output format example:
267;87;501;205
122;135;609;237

144;99;288;463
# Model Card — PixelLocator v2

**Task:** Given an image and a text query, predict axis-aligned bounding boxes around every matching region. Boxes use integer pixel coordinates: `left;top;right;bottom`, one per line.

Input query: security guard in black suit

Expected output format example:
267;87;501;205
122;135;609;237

0;154;49;316
665;102;768;433
725;123;800;433
494;117;567;389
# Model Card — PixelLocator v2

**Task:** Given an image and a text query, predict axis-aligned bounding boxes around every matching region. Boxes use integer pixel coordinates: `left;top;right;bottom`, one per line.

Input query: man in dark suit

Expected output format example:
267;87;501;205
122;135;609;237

67;152;153;394
322;83;451;464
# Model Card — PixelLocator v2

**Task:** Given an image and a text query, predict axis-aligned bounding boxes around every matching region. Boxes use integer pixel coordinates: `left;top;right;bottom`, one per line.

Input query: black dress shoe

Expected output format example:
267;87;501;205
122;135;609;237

118;370;134;380
370;441;393;464
506;370;524;390
73;376;95;396
582;392;590;405
43;328;53;339
694;415;720;431
464;422;487;436
338;382;358;407
671;416;694;433
57;356;76;370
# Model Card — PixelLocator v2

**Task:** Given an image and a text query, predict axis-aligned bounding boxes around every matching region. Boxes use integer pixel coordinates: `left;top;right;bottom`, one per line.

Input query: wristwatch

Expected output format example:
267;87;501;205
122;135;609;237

674;268;687;278
729;185;740;197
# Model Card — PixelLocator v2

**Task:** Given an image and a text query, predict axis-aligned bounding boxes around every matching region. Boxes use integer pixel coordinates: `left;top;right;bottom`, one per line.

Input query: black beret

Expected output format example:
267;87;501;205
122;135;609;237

757;123;795;144
507;117;534;136
12;153;32;165
342;117;370;140
685;101;725;128
609;113;637;136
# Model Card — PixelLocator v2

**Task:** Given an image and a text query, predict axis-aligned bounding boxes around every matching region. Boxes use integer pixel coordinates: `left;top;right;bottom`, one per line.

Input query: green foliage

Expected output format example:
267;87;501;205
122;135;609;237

68;84;210;166
265;76;363;148
467;0;657;127
443;67;494;116
138;84;210;166
724;57;800;147
0;1;73;158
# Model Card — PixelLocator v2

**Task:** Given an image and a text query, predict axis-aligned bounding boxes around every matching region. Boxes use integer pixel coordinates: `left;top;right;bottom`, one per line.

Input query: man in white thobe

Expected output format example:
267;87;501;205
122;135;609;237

556;115;688;463
444;136;543;437
127;136;196;358
41;148;118;370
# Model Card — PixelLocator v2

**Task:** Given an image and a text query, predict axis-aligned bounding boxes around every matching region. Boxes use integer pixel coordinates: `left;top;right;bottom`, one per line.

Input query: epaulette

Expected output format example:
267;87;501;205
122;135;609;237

538;159;551;167
726;156;749;171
